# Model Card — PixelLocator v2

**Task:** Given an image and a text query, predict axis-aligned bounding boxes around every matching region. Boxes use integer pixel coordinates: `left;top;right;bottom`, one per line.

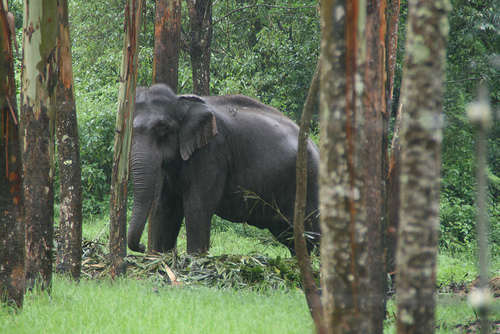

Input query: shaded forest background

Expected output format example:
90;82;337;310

7;0;500;254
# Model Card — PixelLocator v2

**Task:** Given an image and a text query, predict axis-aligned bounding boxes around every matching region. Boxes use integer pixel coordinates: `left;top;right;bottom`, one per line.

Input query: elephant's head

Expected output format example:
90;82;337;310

127;84;218;253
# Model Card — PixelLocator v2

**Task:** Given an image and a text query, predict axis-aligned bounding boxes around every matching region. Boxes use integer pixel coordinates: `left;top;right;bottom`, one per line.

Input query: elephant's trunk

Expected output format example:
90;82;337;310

127;147;160;253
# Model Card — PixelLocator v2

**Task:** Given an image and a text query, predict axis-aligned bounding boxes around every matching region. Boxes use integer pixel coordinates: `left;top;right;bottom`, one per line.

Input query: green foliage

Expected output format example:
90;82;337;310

69;1;124;91
210;1;320;121
437;0;500;252
440;197;500;255
76;87;117;215
439;198;477;251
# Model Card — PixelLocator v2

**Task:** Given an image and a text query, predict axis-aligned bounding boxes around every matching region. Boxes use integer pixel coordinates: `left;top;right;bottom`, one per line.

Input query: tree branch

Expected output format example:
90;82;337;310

294;56;324;334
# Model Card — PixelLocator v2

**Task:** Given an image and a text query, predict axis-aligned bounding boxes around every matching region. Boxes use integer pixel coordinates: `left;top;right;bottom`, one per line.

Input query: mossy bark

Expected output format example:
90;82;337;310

55;0;83;280
395;0;450;333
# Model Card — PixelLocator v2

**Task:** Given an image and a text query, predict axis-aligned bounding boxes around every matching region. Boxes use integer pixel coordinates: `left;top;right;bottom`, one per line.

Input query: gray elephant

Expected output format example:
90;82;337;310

127;84;320;255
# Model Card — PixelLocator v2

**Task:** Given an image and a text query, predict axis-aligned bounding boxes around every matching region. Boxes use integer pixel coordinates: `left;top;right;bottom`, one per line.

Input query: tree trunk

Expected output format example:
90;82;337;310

149;0;182;250
363;1;387;332
54;0;82;279
293;58;324;333
152;0;181;92
319;0;371;332
469;86;492;334
396;0;450;332
109;0;143;278
386;87;403;280
385;0;401;109
385;0;402;284
20;0;58;292
186;0;212;95
0;3;25;309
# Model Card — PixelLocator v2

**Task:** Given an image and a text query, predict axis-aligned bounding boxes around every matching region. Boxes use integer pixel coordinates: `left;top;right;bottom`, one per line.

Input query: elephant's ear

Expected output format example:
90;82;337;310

178;102;218;161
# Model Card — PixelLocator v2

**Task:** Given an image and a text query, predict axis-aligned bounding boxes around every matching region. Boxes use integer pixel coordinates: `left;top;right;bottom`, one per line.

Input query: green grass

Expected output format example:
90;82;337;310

384;293;500;333
7;213;500;333
0;277;314;334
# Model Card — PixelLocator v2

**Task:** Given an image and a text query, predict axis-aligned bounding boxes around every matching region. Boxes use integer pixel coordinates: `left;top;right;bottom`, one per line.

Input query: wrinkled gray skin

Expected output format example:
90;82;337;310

128;84;320;255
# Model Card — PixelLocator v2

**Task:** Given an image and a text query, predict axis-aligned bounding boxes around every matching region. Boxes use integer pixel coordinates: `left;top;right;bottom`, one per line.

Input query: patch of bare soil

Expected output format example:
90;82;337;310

453;320;500;333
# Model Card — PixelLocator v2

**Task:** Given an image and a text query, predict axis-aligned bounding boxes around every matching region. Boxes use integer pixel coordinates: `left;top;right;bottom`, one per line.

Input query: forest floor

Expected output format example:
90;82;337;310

80;238;500;333
80;237;316;291
439;276;500;333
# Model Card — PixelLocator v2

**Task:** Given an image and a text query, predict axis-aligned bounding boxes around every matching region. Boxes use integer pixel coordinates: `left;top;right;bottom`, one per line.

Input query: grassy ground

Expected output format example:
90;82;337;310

2;214;500;333
0;277;313;334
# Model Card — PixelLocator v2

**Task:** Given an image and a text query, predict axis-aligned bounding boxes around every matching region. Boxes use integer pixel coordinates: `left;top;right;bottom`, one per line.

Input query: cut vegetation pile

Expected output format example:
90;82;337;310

81;238;321;291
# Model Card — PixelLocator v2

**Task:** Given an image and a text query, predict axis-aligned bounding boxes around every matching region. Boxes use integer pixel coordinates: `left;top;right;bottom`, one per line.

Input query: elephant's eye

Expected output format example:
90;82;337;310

155;124;169;138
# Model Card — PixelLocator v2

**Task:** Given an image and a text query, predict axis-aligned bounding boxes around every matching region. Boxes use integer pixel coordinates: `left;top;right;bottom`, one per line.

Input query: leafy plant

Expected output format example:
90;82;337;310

439;198;477;252
76;86;117;215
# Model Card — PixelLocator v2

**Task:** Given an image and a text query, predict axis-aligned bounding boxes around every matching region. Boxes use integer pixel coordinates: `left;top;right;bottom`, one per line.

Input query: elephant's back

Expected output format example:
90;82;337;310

204;94;282;115
205;96;299;140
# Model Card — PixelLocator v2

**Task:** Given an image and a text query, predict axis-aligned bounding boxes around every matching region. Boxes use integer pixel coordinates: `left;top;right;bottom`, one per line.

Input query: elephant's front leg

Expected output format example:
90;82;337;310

149;177;184;253
184;208;213;254
183;181;225;255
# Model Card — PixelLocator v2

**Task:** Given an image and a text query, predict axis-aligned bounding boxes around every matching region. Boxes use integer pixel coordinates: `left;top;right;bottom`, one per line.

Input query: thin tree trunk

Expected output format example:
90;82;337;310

152;0;181;92
385;0;402;284
319;0;371;332
0;2;25;309
109;0;143;278
20;0;58;292
385;0;400;109
386;88;403;280
363;1;387;332
396;0;450;332
55;0;82;280
293;57;324;333
469;86;492;334
186;0;212;95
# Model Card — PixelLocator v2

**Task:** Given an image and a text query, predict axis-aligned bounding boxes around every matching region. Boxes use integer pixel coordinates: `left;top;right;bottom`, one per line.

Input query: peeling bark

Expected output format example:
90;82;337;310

152;0;181;92
55;0;82;279
109;0;143;278
20;0;58;292
149;0;182;249
395;0;450;333
363;1;387;332
0;3;25;309
319;0;371;332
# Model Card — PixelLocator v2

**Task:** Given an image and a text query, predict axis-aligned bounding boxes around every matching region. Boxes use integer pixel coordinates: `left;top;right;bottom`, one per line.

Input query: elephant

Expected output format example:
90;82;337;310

127;84;321;255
